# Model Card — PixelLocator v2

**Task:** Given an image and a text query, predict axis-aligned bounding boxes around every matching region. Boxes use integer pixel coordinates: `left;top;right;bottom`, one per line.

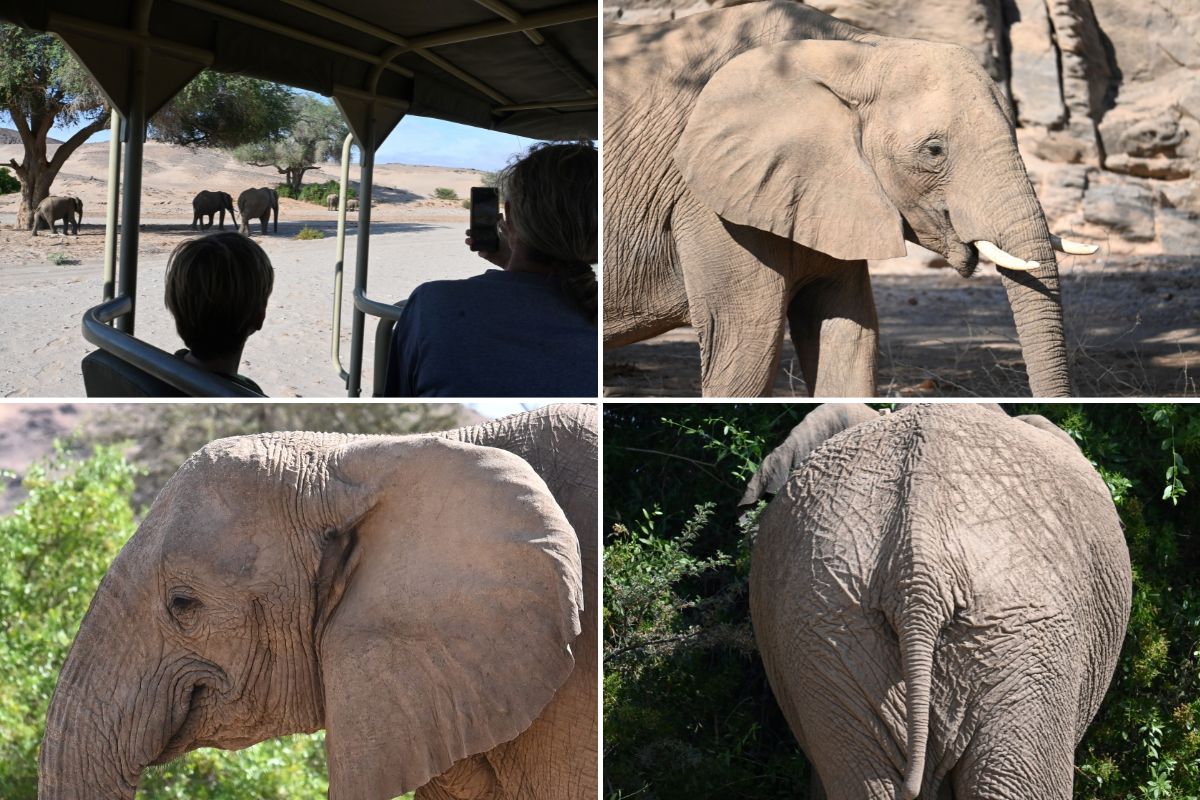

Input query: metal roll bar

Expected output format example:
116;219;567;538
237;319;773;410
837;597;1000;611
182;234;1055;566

82;296;263;396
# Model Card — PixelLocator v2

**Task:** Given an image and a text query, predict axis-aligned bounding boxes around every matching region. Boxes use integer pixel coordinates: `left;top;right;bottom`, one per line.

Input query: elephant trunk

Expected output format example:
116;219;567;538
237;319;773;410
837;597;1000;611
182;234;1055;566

953;146;1071;396
39;572;201;799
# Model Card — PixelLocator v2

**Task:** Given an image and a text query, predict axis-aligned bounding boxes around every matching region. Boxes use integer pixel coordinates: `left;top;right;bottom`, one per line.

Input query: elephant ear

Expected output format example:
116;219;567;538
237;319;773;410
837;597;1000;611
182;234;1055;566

674;40;906;262
317;437;583;799
741;403;879;505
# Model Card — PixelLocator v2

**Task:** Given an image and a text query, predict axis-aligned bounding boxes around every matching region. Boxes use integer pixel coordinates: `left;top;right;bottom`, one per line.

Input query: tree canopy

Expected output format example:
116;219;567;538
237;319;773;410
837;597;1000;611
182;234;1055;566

604;403;1200;800
232;93;348;192
0;23;109;228
148;71;293;150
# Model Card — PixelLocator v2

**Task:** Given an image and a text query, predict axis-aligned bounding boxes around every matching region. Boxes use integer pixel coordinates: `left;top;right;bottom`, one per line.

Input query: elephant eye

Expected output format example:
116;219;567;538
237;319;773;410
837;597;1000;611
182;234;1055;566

168;593;200;616
922;139;947;158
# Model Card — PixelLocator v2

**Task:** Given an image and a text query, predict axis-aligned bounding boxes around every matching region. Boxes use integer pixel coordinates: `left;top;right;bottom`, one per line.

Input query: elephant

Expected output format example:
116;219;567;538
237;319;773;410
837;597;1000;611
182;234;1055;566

325;193;359;212
603;2;1102;397
191;190;237;230
31;195;82;236
238;186;278;235
747;403;1131;799
39;404;598;800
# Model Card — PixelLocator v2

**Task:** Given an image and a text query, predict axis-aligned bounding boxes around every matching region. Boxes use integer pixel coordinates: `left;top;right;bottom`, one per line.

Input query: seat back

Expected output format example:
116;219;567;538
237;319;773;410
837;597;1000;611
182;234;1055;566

82;349;188;397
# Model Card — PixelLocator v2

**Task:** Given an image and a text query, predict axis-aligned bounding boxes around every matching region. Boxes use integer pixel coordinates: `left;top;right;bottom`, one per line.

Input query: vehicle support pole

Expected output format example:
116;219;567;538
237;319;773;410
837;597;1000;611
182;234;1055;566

347;115;374;397
102;111;122;305
330;131;353;383
116;46;147;334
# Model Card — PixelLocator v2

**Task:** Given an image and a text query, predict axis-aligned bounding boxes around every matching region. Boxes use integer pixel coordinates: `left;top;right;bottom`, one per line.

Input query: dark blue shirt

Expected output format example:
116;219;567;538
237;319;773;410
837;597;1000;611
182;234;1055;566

384;269;597;397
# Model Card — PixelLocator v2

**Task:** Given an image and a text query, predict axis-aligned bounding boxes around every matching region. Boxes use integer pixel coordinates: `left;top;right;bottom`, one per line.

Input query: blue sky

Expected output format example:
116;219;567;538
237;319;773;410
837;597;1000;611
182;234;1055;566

19;111;538;171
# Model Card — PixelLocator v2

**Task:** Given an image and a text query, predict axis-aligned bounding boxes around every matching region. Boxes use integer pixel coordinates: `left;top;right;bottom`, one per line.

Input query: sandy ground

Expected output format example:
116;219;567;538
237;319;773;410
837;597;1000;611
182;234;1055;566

0;142;496;398
604;251;1200;397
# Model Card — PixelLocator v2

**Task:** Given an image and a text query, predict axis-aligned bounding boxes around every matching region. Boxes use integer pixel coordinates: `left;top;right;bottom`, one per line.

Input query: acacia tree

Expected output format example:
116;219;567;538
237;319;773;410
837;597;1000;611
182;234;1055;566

1;22;296;231
233;93;347;192
0;24;109;230
148;71;293;149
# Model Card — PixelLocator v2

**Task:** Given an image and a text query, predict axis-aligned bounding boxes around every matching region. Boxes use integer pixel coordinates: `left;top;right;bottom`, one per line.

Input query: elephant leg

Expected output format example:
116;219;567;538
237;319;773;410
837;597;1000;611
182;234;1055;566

672;197;792;397
787;259;878;397
217;209;225;230
602;253;689;349
950;693;1076;800
414;755;500;800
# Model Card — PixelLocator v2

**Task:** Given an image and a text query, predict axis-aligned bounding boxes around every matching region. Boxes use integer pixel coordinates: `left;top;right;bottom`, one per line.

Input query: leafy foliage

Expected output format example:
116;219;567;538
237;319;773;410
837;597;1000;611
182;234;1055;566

233;94;348;192
0;167;19;193
276;178;356;205
148;71;293;149
604;403;1200;800
294;225;324;240
434;187;459;200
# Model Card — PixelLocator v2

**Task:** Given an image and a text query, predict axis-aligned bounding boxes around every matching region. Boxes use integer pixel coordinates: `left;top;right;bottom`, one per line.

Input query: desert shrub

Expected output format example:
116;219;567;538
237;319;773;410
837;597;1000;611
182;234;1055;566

47;252;68;265
0;167;19;194
433;187;458;201
275;180;355;206
604;404;1200;800
462;198;471;209
295;225;324;240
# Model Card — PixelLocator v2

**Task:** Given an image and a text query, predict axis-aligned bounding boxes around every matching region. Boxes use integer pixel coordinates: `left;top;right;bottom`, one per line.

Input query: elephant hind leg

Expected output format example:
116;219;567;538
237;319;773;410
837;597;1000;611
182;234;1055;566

788;258;879;397
672;199;792;397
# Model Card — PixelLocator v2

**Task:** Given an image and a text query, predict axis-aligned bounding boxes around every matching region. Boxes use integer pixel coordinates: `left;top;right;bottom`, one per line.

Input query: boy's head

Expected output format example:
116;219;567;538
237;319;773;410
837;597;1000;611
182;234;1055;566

164;232;274;361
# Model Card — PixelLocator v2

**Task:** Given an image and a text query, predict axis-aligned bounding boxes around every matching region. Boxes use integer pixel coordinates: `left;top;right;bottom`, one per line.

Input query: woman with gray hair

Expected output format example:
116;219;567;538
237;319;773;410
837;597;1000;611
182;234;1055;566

383;141;597;397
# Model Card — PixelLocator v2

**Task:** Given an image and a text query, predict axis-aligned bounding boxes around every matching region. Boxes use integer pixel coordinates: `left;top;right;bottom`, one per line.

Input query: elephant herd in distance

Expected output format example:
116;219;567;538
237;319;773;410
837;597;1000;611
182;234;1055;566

30;186;360;239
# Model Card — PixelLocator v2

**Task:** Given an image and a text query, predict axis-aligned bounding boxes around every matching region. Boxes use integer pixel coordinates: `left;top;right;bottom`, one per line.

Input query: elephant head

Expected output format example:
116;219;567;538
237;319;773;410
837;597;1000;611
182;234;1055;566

740;403;881;505
39;433;582;800
674;37;1092;396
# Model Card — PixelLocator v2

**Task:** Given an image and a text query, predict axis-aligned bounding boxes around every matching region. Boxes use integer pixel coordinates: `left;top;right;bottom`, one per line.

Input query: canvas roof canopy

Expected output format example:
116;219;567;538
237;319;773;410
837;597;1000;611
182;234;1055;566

0;0;598;146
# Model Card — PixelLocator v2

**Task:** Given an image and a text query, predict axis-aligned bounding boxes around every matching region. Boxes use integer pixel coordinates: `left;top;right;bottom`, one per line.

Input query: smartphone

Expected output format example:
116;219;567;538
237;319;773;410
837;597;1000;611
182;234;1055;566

469;187;500;252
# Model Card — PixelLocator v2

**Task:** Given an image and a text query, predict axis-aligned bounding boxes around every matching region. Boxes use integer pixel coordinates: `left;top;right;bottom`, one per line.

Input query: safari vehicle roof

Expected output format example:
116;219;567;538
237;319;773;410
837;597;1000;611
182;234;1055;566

0;0;597;144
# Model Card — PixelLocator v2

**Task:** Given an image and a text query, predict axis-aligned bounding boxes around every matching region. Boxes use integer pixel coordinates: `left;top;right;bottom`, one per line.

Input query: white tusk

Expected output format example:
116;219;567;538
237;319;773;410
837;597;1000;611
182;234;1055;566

974;240;1039;271
1050;234;1099;255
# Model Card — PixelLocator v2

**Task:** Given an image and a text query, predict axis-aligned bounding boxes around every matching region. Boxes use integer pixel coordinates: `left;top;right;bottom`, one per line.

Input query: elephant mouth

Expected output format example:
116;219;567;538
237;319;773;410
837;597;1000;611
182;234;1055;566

150;683;209;766
901;217;979;278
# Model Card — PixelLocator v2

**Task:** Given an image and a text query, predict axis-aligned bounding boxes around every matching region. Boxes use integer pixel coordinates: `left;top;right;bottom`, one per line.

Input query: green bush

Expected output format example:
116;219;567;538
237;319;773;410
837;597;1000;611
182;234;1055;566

604;404;1200;800
47;252;68;265
0;444;352;799
294;225;324;240
0;167;19;194
433;187;458;201
275;180;355;206
462;199;471;210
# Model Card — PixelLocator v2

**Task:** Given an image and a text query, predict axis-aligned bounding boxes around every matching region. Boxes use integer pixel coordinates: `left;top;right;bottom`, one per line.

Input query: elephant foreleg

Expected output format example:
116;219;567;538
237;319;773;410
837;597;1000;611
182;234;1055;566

673;198;792;397
415;755;500;800
787;259;878;397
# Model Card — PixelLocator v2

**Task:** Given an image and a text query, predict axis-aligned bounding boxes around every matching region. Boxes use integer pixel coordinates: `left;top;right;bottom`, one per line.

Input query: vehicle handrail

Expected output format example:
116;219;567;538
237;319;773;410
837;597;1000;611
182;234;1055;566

82;296;263;397
352;287;406;321
329;131;354;385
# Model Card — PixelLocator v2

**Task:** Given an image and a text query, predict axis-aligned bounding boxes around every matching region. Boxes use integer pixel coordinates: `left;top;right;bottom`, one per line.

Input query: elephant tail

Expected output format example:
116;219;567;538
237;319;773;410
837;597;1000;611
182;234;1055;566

895;554;949;800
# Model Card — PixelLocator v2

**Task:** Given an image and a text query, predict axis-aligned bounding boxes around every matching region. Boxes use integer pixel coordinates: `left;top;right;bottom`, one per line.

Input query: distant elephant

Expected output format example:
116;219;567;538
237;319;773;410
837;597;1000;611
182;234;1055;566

238;186;278;235
191;190;237;230
31;195;82;236
327;193;359;212
39;404;597;800
749;404;1131;799
604;2;1100;397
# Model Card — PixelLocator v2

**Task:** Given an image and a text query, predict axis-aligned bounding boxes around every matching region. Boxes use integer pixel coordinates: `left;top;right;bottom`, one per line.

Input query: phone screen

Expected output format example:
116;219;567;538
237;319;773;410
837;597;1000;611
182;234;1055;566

470;187;500;252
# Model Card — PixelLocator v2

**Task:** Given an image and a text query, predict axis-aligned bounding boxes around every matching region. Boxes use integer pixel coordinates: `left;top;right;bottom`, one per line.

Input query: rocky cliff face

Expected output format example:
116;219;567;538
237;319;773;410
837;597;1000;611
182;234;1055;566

605;0;1200;254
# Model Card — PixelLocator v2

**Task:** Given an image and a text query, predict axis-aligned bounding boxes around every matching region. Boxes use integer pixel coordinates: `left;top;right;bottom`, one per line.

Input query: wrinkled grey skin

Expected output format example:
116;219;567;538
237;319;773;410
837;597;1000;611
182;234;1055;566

191;190;237;230
750;404;1130;799
39;404;597;800
238;187;278;235
605;1;1074;397
740;403;882;505
31;195;82;236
